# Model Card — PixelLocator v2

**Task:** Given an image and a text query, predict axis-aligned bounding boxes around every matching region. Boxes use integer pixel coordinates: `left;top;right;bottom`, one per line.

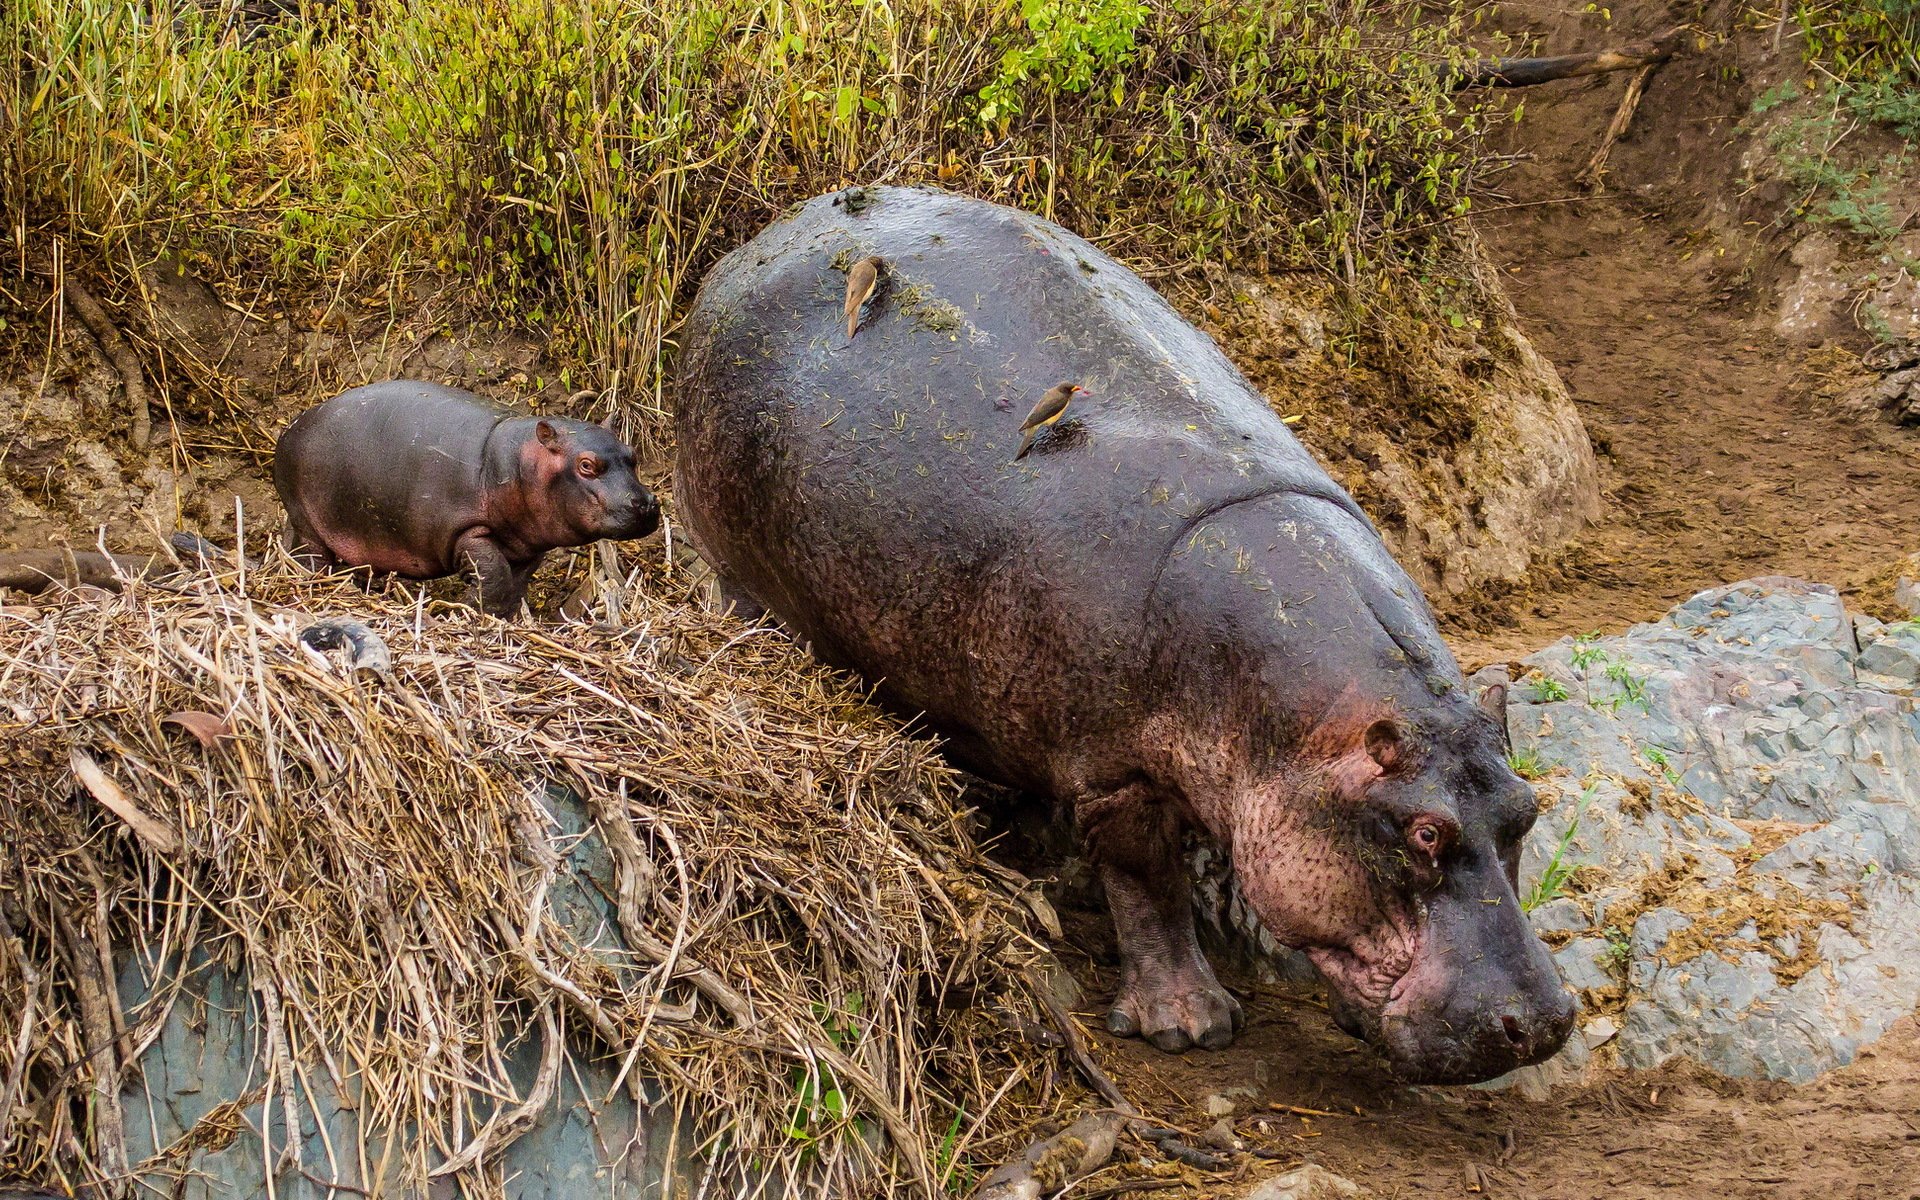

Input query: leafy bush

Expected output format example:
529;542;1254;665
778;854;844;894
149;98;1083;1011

8;0;1503;452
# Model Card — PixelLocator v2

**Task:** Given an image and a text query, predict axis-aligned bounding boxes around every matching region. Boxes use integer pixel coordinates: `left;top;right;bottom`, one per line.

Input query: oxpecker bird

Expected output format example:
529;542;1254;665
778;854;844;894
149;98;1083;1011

1013;382;1087;461
844;256;884;338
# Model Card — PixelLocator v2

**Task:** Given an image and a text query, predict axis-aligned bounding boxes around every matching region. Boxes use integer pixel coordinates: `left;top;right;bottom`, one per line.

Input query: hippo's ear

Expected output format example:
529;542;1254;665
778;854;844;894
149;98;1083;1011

1477;683;1512;746
536;419;560;449
1363;718;1405;774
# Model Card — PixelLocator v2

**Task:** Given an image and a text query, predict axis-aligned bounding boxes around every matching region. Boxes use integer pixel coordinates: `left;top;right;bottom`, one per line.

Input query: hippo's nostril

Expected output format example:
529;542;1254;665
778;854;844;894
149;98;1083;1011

1501;1014;1525;1046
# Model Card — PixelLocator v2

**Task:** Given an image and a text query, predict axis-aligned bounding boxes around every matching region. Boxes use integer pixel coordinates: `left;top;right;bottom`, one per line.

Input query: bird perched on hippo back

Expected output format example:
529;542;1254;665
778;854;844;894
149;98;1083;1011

843;255;885;338
1014;382;1087;461
675;186;1575;1085
273;380;659;616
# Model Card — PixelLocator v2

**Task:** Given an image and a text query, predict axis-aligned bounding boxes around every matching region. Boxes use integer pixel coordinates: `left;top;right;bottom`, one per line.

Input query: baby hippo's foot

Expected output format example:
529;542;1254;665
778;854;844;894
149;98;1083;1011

1106;963;1244;1052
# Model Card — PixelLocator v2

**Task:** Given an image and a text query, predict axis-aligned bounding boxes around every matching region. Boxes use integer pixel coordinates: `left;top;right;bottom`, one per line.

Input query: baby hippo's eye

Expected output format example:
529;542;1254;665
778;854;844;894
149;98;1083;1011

577;455;602;478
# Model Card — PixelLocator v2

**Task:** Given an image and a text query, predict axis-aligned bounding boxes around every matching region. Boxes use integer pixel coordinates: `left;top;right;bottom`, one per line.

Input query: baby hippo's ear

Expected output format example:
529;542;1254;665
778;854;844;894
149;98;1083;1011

600;414;619;435
536;419;561;449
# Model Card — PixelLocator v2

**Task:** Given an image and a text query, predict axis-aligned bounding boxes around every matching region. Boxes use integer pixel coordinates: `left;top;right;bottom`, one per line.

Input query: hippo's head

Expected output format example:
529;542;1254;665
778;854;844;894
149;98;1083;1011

1230;691;1574;1084
531;419;661;544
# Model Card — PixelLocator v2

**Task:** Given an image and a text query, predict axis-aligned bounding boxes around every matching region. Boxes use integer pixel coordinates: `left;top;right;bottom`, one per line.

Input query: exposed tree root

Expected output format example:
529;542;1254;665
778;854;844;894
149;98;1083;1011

971;1111;1127;1200
60;275;153;452
0;550;168;595
1576;63;1661;192
1456;26;1689;89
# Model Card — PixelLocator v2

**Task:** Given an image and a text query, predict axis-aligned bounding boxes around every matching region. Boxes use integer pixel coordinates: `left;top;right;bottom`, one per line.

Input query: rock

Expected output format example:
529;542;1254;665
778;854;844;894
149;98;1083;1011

1247;1164;1375;1200
1892;551;1920;618
1503;577;1920;1084
117;784;703;1198
1202;1118;1243;1151
1773;233;1855;344
1203;1089;1257;1118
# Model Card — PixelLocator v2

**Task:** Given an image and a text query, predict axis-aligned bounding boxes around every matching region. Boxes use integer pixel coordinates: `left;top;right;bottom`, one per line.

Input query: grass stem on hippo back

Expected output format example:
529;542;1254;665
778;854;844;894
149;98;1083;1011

271;379;660;617
674;185;1576;1084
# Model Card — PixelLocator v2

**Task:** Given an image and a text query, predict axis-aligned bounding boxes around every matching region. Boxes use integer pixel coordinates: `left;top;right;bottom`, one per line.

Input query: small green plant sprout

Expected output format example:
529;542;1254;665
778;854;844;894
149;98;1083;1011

1525;674;1571;703
1523;784;1596;913
1602;924;1631;969
935;1105;974;1193
1507;746;1548;779
1640;744;1684;788
1570;634;1606;671
1596;660;1650;713
785;992;867;1147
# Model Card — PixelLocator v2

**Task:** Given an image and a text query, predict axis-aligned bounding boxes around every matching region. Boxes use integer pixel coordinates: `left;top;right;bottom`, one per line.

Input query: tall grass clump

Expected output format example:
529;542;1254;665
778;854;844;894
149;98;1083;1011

10;0;1499;453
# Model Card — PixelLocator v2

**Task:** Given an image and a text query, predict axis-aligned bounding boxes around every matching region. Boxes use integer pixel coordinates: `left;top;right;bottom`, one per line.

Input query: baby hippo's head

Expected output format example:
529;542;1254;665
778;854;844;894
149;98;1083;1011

532;418;661;546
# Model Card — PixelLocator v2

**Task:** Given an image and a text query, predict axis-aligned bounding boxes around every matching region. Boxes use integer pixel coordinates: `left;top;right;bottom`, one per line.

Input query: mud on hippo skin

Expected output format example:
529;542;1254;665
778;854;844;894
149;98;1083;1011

674;186;1573;1083
274;381;659;616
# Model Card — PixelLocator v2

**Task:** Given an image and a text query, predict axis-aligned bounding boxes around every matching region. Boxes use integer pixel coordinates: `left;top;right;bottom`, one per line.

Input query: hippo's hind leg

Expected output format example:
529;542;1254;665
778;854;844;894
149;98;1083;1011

455;533;533;617
1078;781;1244;1053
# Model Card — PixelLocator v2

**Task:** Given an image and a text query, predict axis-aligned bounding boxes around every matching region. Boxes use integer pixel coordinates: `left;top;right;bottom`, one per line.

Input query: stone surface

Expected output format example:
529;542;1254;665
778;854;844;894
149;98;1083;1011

1247;1164;1376;1200
115;785;702;1199
1504;577;1920;1084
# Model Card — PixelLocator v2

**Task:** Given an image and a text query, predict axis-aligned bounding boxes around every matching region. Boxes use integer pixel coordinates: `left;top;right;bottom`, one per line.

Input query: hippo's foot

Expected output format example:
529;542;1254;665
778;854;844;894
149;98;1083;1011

1106;965;1244;1052
1081;784;1245;1052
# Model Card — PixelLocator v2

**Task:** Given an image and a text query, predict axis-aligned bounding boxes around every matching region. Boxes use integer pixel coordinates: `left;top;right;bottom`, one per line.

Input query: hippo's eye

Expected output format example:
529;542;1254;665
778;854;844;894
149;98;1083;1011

577;455;602;478
1406;814;1455;862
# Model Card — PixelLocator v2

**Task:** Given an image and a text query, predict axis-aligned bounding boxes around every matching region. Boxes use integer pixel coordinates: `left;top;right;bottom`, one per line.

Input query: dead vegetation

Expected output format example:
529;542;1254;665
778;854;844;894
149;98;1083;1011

0;551;1086;1196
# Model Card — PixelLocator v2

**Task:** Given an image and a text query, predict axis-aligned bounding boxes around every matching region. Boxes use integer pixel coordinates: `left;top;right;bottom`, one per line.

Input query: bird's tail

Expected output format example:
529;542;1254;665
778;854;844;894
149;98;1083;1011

1013;431;1037;461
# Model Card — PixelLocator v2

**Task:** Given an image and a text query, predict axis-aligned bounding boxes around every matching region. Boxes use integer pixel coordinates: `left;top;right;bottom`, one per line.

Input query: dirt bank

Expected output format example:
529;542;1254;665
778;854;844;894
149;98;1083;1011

1444;0;1920;665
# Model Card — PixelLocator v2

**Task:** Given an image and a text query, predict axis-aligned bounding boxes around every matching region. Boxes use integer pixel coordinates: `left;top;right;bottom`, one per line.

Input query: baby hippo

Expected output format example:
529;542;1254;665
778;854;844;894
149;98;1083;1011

273;381;659;615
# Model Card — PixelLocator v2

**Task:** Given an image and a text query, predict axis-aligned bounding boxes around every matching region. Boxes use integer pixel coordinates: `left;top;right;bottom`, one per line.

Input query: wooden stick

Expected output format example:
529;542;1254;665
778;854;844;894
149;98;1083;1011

1456;26;1689;90
970;1111;1127;1200
1576;64;1659;192
0;549;170;595
61;276;153;452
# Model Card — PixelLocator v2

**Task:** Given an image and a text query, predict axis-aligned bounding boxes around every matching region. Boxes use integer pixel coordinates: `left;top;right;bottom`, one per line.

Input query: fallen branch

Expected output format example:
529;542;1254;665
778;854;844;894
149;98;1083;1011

1455;26;1689;89
1008;972;1233;1177
970;1112;1127;1200
0;549;169;596
1576;63;1660;191
61;275;153;452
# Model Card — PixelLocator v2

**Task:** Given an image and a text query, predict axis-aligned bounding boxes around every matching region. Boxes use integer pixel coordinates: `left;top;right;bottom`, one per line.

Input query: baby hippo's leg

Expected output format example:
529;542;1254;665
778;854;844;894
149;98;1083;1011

455;533;532;617
1077;781;1244;1052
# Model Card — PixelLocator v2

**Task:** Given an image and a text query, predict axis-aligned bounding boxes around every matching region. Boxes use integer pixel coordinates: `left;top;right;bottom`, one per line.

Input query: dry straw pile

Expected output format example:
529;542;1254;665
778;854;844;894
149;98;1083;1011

0;554;1075;1197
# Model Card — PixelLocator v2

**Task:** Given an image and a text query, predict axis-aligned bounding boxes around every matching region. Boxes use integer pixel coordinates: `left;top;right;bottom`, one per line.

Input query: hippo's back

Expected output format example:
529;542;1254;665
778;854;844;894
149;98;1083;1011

674;187;1391;785
274;381;505;577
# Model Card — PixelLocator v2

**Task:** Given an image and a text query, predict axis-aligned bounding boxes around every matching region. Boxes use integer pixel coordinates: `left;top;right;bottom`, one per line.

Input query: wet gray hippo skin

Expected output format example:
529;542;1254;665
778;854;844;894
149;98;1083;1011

274;381;659;616
674;187;1574;1084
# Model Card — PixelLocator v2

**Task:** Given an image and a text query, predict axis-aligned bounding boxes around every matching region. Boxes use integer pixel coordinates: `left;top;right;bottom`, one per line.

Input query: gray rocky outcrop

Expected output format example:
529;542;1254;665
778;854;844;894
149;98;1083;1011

1493;576;1920;1087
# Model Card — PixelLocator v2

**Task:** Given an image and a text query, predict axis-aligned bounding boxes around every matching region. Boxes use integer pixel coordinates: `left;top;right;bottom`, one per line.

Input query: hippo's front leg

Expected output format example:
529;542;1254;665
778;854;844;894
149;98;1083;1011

1078;782;1244;1052
455;533;533;617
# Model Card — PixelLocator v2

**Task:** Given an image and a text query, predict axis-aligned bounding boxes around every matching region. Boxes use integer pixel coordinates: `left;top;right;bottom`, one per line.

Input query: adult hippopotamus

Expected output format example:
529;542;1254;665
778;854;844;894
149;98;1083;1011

674;187;1574;1083
274;381;659;616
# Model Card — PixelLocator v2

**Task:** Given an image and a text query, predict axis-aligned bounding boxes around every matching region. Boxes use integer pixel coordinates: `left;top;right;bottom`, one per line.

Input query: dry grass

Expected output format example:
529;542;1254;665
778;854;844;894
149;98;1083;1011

0;552;1075;1197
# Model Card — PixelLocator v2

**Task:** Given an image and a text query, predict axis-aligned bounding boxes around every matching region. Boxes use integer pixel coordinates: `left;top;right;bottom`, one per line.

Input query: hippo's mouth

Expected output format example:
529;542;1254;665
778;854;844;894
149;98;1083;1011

1301;901;1426;1017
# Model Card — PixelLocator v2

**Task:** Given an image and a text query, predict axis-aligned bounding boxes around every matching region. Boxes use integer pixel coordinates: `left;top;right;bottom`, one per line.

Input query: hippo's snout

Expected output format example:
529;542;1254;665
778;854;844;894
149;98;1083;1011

1375;969;1576;1084
596;482;661;541
1324;871;1576;1084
